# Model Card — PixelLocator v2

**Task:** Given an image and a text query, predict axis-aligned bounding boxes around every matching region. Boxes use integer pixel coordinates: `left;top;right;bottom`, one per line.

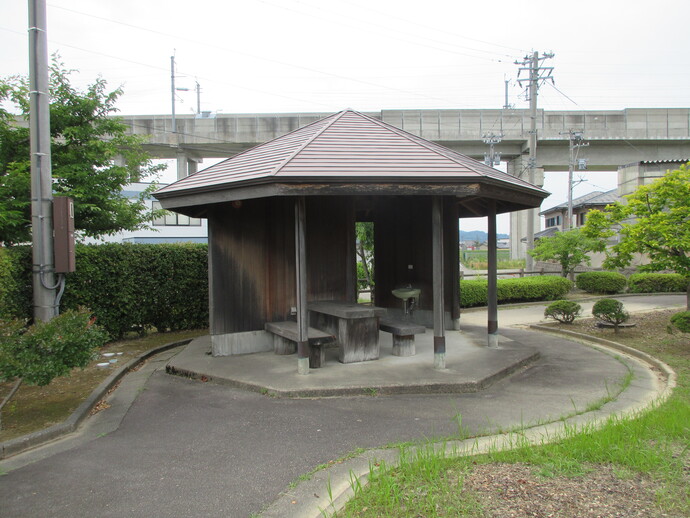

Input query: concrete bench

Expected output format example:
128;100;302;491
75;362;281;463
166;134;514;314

379;319;426;357
265;321;336;368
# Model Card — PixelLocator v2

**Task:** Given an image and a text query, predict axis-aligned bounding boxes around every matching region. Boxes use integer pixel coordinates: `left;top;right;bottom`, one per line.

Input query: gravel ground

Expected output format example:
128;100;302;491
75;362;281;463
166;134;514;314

461;463;672;518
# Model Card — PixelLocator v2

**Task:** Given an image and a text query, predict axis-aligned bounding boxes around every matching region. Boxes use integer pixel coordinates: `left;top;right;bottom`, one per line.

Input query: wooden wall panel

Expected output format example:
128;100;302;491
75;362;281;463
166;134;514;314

305;197;354;302
208;199;268;334
208;196;357;336
374;196;458;314
266;198;296;323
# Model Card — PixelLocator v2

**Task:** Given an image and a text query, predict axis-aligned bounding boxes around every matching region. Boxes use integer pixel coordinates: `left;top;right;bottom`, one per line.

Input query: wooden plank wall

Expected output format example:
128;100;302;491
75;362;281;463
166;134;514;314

373;196;459;316
208;196;355;335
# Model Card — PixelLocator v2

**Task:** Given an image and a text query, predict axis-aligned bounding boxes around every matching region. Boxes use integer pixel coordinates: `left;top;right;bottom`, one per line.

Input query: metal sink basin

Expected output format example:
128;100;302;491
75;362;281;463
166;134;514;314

392;288;421;300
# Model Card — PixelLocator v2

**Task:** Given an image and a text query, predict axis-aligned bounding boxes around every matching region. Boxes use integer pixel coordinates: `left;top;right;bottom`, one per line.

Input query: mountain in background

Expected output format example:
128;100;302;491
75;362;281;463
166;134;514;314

459;230;509;242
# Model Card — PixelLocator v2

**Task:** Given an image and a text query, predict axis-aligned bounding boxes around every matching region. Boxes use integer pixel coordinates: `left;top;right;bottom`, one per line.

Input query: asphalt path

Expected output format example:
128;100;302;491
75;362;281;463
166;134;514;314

0;294;682;517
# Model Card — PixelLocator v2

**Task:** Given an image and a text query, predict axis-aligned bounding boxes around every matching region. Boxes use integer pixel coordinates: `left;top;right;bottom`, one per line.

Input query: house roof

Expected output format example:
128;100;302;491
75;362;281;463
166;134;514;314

540;189;619;216
155;110;548;216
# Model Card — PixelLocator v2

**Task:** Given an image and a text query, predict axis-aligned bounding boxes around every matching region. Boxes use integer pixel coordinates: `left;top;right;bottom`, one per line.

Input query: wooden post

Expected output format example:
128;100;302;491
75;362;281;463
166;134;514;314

432;197;446;369
487;200;499;348
445;199;461;331
345;200;357;302
295;197;309;374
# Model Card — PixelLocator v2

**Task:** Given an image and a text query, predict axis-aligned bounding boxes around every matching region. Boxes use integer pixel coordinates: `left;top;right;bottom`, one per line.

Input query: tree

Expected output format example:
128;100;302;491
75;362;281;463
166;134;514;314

583;163;690;309
356;221;374;292
0;56;165;245
528;228;602;278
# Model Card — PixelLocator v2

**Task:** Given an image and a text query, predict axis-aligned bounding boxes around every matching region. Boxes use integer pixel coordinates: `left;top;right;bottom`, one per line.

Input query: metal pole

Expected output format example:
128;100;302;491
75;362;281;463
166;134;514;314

487;200;499;348
170;56;176;133
432;197;446;370
295;197;309;375
28;0;56;322
524;51;538;273
567;131;574;230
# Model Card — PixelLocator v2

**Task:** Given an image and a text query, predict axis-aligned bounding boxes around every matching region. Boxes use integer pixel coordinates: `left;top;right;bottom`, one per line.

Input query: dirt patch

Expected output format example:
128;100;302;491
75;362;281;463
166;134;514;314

462;463;669;518
0;329;207;442
549;309;690;360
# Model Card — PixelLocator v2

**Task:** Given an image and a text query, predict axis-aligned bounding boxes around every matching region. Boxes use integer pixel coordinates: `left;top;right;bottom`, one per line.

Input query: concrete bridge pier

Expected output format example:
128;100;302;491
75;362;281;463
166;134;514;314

176;150;202;180
508;155;544;261
114;154;141;182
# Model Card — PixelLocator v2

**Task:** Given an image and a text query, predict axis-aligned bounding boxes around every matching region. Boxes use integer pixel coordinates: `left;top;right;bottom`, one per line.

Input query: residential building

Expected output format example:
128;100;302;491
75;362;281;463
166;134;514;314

538;189;619;238
85;182;208;244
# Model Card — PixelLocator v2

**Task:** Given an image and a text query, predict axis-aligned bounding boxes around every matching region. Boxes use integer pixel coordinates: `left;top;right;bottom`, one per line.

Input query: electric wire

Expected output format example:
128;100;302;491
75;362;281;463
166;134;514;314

44;4;464;106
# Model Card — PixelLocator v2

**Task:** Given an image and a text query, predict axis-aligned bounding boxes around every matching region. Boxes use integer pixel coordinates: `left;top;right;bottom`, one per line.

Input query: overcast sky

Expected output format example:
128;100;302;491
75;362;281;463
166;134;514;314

1;0;688;232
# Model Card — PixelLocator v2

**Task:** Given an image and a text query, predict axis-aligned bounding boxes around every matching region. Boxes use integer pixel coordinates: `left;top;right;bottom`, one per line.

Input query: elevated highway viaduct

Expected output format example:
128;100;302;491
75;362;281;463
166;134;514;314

121;108;690;259
121;108;690;177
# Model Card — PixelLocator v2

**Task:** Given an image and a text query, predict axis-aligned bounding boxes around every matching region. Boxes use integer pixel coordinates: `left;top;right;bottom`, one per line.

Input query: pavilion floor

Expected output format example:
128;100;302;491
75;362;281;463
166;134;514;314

166;325;540;397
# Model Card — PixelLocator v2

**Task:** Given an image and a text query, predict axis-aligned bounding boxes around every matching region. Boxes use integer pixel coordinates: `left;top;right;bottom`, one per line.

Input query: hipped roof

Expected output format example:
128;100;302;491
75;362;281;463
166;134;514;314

155;110;548;216
540;189;619;215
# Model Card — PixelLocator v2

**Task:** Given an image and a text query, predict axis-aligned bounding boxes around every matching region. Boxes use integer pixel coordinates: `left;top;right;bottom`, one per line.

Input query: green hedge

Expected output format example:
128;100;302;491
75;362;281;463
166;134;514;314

0;246;32;320
575;271;627;294
460;276;572;307
628;273;688;293
670;311;690;333
0;243;209;338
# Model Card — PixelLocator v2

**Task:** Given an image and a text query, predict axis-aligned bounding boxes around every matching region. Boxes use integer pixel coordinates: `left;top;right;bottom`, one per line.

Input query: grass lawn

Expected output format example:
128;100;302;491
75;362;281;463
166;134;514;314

336;309;690;517
0;329;208;442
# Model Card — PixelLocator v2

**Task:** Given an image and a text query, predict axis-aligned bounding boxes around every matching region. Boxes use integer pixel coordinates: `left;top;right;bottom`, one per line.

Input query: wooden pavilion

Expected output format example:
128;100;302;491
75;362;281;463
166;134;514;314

154;110;548;374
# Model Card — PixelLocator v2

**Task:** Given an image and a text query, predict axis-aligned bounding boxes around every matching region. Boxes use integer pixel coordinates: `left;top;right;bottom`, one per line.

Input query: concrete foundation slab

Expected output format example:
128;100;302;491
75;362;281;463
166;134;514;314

167;326;540;397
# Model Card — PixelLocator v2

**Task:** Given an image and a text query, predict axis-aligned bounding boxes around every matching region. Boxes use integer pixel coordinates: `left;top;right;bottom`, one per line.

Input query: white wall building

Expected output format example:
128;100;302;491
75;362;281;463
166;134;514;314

86;182;208;244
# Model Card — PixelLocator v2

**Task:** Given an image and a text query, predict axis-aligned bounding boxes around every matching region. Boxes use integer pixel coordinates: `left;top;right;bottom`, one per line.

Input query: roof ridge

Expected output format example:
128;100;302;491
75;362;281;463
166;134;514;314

270;110;347;177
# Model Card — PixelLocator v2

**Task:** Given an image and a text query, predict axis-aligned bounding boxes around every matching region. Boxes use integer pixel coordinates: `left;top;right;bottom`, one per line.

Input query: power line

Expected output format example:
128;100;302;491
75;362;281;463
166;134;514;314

257;0;520;62
336;0;528;55
44;4;465;107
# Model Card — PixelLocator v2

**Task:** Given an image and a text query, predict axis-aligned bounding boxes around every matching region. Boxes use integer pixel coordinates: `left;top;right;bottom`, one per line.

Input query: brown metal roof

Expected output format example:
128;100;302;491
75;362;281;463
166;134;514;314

156;110;545;196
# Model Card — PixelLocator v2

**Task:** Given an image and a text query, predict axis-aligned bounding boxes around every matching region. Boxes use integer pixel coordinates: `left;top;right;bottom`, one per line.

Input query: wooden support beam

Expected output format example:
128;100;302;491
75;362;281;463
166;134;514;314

432;196;446;369
487;200;499;348
295;196;309;374
445;198;461;330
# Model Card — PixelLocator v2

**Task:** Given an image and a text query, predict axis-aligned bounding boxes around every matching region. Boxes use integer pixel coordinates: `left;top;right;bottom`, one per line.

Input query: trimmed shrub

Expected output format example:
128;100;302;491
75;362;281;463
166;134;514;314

0;243;209;338
575;271;627;294
459;280;489;307
670;311;690;333
592;298;629;333
460;276;572;308
628;273;687;293
544;300;582;324
0;308;108;386
0;246;32;320
61;243;209;338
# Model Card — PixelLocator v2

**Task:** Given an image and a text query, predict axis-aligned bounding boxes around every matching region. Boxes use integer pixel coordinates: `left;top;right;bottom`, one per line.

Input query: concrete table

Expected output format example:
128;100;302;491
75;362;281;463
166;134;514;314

308;301;387;363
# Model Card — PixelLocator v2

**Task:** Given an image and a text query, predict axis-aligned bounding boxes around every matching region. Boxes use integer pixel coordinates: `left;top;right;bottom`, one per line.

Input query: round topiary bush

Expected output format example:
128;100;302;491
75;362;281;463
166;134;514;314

592;298;629;333
544;300;582;324
670;311;690;333
628;273;687;293
576;271;627;294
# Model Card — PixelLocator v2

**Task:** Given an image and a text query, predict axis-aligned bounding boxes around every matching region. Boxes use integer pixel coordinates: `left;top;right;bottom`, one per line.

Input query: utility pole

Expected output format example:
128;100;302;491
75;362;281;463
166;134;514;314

28;0;57;321
560;129;589;230
515;51;554;271
195;80;201;114
483;132;503;167
170;55;177;133
503;79;513;110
